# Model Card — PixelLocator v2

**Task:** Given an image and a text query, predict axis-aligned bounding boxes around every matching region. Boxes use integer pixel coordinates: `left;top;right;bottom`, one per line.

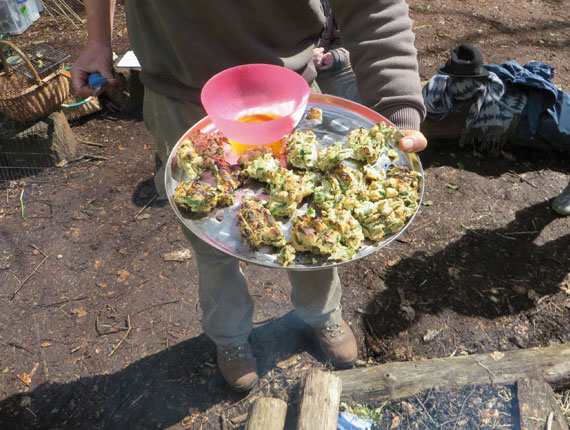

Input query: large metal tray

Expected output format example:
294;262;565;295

165;94;424;270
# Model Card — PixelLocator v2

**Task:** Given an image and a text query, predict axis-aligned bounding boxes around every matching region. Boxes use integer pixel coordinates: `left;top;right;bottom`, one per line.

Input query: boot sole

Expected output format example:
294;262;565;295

331;356;358;370
232;375;259;392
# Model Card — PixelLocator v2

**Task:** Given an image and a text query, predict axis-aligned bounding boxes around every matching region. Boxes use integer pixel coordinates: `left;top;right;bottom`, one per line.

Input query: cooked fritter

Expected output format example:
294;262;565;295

266;167;307;218
312;166;367;212
186;130;227;160
347;126;386;165
366;180;387;202
211;158;242;207
316;142;353;171
386;165;422;193
277;244;297;267
300;171;321;197
352;198;410;241
286;129;319;170
362;164;385;182
240;153;280;183
176;139;206;181
373;121;403;146
333;164;366;193
347;122;404;164
237;146;273;167
312;173;344;211
321;208;364;251
236;198;286;248
289;214;343;255
173;181;219;215
306;107;323;121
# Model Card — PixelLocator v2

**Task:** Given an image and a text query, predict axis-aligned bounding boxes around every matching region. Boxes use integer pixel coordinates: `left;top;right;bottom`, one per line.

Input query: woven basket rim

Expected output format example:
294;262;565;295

0;68;65;100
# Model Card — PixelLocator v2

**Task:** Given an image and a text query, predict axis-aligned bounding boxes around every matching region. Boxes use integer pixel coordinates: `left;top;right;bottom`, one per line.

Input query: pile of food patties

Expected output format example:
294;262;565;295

173;120;422;266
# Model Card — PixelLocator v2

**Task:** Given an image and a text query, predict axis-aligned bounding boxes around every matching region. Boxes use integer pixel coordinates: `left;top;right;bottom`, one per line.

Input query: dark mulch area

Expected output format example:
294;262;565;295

343;383;518;430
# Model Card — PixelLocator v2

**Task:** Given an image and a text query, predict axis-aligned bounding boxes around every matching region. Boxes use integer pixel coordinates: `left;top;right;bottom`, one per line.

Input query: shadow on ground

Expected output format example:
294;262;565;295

365;199;570;341
0;311;318;430
420;139;569;177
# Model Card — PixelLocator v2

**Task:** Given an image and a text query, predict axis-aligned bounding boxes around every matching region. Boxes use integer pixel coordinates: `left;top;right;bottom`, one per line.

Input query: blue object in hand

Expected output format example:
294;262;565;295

88;72;108;89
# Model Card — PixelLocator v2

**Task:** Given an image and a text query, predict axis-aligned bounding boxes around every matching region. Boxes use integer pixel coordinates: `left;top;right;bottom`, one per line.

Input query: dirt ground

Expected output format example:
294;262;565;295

1;1;569;429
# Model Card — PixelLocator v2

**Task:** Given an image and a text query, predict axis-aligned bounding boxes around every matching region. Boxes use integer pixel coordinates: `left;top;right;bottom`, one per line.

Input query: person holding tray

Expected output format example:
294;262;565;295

72;0;428;392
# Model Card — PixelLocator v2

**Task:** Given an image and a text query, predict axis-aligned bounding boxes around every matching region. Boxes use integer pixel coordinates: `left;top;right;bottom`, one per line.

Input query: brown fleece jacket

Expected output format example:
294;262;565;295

126;0;425;130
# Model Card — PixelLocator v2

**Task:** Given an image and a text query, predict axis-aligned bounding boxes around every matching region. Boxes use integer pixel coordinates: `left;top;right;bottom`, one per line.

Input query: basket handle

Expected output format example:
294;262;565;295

0;40;43;85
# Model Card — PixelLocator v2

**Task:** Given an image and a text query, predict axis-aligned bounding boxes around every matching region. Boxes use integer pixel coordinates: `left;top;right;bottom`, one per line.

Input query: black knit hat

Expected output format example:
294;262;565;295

437;44;489;78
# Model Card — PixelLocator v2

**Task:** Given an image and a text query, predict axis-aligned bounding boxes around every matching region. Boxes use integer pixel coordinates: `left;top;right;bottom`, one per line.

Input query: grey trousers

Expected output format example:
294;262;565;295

315;64;361;104
143;87;342;347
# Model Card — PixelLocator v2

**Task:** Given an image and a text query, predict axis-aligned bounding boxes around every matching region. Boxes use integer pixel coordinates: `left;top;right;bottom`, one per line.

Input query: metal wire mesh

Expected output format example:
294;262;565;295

10;43;70;79
0;114;56;180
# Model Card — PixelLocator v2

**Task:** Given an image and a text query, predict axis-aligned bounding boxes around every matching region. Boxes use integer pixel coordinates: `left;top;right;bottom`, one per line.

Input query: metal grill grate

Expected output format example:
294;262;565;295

10;43;70;79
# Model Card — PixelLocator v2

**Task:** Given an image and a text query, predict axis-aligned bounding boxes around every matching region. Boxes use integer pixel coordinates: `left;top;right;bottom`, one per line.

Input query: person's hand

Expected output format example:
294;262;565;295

399;129;428;153
71;42;117;97
313;47;335;70
313;47;324;68
316;52;334;70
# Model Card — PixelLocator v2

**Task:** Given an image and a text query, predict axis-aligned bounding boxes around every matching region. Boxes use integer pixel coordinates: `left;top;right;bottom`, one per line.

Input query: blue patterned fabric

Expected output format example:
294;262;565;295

337;411;374;430
423;71;527;152
486;61;570;151
423;60;570;152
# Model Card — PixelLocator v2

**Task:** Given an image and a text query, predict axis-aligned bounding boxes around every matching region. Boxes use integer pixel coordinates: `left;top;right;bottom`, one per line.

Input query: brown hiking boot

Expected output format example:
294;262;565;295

313;319;358;368
217;343;259;391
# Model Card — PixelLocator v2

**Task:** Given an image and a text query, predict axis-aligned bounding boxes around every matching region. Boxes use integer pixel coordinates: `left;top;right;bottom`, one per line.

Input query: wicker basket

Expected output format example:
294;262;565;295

0;40;70;123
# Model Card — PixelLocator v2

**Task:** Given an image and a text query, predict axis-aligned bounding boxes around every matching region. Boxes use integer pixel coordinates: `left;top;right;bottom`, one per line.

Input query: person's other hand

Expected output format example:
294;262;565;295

316;52;334;70
312;47;324;68
71;42;117;97
399;130;428;153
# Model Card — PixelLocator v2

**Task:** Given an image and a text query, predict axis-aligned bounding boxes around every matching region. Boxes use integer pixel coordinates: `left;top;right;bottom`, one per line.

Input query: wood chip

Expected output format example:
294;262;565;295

163;249;193;262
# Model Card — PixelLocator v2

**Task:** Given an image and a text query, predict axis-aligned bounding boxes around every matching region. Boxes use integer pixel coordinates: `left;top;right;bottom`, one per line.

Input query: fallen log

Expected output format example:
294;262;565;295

245;397;287;430
297;369;342;430
338;343;570;403
518;378;569;430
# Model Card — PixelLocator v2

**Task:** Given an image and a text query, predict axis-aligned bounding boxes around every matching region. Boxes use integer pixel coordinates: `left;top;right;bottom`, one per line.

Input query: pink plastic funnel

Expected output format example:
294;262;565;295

200;64;310;147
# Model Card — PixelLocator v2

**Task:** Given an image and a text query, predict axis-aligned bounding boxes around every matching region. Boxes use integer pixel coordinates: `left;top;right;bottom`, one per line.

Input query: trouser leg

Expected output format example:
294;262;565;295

315;64;361;104
143;88;253;346
288;268;342;327
181;227;253;347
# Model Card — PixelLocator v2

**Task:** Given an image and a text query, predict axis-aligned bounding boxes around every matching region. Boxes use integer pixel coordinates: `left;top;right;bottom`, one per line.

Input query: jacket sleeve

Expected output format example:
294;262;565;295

329;0;425;130
327;30;350;71
327;47;350;72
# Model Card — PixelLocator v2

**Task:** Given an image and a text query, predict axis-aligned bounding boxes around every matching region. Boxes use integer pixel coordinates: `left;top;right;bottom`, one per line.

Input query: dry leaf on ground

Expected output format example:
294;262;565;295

163;249;193;262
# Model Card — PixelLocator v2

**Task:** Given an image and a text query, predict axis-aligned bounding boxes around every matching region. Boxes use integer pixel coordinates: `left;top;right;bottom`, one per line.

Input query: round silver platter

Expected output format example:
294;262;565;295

165;94;424;271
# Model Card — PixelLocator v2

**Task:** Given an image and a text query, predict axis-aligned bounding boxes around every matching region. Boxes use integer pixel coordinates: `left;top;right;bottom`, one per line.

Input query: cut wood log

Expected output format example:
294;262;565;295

0;110;77;173
419;104;554;150
46;110;77;162
245;397;287;430
297;369;342;430
420;110;466;141
518;378;569;430
338;343;570;403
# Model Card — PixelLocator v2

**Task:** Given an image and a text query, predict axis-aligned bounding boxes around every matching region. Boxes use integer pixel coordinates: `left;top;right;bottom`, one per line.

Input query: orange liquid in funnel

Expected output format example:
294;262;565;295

228;113;285;156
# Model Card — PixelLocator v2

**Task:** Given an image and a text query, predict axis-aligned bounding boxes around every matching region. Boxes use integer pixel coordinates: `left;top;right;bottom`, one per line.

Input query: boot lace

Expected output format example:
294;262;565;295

221;344;247;361
324;323;345;339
